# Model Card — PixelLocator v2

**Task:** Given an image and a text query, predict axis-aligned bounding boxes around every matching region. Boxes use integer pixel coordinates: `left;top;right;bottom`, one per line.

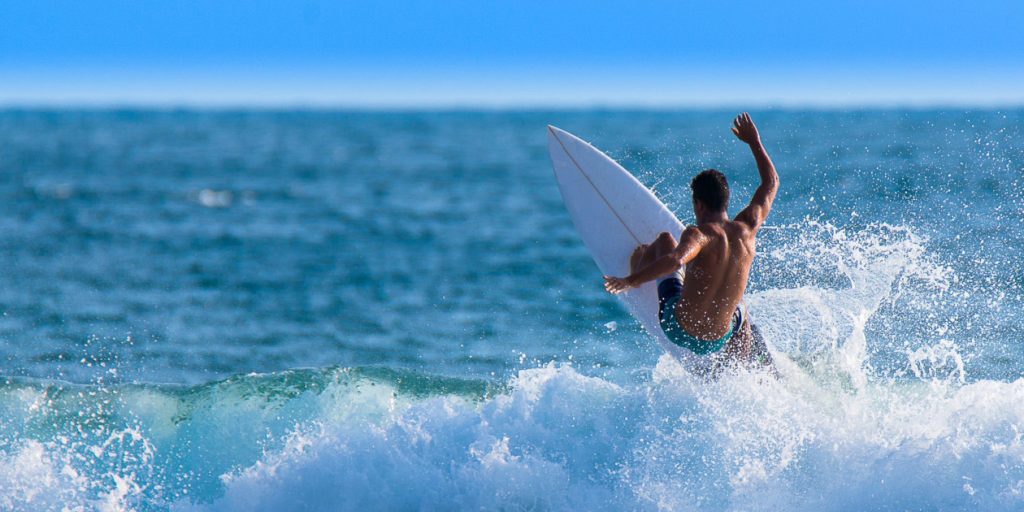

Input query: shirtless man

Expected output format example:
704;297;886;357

603;113;778;368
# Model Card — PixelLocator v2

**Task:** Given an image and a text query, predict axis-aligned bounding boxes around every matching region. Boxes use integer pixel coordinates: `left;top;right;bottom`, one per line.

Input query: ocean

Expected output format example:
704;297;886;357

0;108;1022;510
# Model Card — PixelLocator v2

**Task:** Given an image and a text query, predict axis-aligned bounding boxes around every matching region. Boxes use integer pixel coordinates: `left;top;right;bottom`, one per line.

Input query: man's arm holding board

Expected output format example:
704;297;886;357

604;227;707;294
732;113;779;230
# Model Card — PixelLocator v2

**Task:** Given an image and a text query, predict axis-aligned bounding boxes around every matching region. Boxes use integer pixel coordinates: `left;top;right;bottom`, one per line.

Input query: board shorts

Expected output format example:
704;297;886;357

657;272;744;355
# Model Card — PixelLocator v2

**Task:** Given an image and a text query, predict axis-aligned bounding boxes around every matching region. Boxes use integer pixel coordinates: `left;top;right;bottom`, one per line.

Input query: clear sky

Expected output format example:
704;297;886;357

1;0;1022;107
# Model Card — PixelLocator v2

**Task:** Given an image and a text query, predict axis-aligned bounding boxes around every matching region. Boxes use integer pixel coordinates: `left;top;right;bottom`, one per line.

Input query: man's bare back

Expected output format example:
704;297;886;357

604;113;779;367
676;221;756;341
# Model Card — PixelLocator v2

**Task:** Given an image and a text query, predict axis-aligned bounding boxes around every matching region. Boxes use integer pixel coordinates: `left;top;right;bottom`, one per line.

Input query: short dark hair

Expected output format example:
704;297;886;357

691;169;729;212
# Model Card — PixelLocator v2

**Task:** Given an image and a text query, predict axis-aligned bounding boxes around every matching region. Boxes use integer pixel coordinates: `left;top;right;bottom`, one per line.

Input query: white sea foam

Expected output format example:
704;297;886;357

5;359;1024;511
156;358;1024;512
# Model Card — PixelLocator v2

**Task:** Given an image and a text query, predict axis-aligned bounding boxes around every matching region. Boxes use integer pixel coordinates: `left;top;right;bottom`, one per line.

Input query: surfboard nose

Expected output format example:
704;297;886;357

547;125;569;143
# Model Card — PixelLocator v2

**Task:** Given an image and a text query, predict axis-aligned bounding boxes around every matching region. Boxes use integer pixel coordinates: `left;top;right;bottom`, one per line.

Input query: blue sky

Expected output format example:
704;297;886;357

1;0;1022;107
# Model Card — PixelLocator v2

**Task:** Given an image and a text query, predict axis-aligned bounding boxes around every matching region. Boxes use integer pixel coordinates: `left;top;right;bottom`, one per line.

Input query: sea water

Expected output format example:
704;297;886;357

0;109;1021;510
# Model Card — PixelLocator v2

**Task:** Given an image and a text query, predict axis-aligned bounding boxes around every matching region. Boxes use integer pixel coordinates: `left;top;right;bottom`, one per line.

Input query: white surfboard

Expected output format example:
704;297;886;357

547;125;706;370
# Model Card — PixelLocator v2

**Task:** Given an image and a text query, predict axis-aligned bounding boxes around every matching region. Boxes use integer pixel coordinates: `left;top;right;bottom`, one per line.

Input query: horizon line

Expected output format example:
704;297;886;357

2;100;1023;112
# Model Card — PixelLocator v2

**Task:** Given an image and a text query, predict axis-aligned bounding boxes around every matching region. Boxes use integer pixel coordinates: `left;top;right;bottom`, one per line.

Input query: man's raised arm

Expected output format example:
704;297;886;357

732;113;779;230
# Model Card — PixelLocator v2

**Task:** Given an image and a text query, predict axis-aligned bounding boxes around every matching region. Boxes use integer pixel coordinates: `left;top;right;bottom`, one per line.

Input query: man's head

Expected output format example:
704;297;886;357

691;169;730;217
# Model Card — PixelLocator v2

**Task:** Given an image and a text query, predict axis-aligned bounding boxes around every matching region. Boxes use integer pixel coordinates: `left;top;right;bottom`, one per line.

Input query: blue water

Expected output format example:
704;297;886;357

0;109;1022;510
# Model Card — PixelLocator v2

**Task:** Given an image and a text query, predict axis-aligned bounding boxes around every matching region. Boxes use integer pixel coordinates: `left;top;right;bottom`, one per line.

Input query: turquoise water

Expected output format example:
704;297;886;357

0;109;1022;510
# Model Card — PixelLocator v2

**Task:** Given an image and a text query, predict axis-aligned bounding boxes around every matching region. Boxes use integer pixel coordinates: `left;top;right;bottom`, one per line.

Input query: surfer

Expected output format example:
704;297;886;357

603;113;777;369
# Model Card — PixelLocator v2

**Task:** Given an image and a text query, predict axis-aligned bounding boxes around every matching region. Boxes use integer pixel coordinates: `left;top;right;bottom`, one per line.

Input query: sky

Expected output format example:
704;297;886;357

1;0;1023;107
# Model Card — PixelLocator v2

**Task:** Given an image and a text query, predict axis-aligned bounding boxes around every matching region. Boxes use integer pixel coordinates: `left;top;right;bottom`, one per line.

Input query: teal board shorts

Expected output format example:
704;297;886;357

657;273;744;355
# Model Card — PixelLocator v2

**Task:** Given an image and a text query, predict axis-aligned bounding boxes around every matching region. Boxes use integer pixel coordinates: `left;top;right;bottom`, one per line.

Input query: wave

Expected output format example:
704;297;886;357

2;221;1021;511
3;361;1023;511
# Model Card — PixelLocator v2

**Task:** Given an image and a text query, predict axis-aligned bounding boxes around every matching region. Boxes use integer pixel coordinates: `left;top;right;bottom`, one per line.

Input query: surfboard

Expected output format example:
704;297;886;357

547;125;705;370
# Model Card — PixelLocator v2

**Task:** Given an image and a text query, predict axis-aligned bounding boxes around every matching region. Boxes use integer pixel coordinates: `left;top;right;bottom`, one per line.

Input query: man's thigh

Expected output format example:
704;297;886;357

723;320;754;361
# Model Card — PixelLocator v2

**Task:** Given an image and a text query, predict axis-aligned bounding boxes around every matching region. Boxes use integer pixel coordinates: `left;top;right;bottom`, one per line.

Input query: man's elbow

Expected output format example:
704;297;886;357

756;176;779;198
671;255;688;271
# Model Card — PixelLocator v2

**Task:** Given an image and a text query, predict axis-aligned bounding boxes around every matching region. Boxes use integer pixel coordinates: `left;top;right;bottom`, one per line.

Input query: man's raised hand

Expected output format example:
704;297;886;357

731;112;761;145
